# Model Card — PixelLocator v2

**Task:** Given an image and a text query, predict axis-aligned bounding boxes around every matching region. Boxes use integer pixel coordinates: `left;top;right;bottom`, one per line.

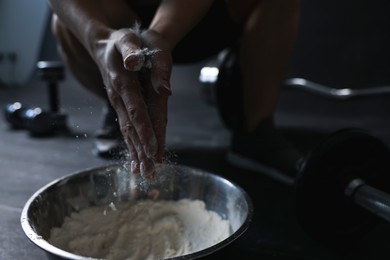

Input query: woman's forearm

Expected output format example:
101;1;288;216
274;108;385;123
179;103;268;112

49;0;215;56
48;0;113;55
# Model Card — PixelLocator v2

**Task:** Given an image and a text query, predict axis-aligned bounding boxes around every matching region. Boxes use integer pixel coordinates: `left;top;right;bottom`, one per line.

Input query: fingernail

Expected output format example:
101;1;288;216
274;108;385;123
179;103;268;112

140;162;146;176
145;135;158;158
144;145;156;159
124;51;145;71
140;161;156;180
163;83;172;93
160;83;172;96
144;145;151;158
131;160;139;174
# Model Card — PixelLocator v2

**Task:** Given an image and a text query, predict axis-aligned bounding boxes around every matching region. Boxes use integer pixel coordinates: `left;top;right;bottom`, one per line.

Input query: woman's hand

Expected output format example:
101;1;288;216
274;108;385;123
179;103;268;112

93;27;172;179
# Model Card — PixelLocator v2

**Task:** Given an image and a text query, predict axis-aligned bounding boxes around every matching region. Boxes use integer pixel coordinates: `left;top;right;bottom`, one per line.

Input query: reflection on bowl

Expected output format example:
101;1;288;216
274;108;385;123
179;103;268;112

21;164;253;260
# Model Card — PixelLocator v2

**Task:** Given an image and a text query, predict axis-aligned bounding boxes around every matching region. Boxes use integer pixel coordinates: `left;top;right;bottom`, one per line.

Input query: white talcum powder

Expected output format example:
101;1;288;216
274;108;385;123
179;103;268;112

48;199;231;260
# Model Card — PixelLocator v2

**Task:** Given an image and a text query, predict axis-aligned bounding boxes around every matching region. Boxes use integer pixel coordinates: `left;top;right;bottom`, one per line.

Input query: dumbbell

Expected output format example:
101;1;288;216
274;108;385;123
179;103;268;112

294;128;390;246
4;102;29;129
4;61;68;136
26;60;68;136
198;45;243;130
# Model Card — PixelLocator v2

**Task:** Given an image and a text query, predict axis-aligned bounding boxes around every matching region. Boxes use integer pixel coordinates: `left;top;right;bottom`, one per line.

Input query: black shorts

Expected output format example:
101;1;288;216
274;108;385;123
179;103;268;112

130;0;242;63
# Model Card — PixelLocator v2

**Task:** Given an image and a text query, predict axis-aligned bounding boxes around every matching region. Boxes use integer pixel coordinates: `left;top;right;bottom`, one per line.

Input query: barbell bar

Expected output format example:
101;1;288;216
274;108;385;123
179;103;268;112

295;128;390;245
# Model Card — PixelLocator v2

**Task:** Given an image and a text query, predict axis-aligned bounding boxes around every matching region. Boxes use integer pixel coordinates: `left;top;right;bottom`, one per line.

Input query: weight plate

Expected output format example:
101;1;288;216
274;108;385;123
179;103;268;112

295;128;390;246
215;45;244;130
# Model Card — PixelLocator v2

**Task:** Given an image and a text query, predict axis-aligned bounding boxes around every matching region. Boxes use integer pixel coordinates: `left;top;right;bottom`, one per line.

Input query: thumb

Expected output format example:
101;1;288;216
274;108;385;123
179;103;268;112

124;49;145;71
114;30;145;71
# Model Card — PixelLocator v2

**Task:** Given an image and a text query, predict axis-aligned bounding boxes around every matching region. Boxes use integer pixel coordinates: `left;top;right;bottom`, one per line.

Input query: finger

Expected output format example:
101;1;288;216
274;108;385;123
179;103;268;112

110;95;155;178
118;79;158;160
148;50;172;95
105;65;157;179
121;121;155;179
143;72;169;164
123;49;145;71
148;94;168;164
106;91;140;171
123;126;140;174
113;73;159;180
114;30;145;71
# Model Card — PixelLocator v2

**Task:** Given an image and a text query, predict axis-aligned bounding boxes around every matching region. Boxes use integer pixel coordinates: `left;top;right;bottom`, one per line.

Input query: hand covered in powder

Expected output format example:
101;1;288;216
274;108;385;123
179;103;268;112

93;26;172;179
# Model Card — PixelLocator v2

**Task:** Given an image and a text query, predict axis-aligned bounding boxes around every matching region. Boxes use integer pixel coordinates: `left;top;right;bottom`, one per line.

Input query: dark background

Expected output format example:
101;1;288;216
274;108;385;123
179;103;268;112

1;0;390;259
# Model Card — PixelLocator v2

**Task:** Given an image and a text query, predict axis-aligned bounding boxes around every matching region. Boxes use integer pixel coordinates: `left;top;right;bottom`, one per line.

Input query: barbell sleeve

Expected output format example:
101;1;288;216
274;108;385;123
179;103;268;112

349;181;390;222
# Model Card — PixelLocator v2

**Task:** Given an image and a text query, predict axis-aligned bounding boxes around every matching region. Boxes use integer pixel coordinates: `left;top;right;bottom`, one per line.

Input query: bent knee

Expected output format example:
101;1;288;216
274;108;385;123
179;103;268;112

51;14;80;50
50;14;93;63
51;14;68;46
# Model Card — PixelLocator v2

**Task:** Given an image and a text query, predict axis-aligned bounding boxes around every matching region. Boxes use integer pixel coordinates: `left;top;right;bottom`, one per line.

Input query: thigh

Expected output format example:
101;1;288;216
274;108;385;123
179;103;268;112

132;0;243;63
52;0;142;61
172;0;243;63
226;0;260;23
55;0;242;64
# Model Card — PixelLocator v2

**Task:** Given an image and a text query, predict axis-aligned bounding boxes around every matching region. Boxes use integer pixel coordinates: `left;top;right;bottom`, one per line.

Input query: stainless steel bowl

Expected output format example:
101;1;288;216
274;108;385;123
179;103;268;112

21;164;253;260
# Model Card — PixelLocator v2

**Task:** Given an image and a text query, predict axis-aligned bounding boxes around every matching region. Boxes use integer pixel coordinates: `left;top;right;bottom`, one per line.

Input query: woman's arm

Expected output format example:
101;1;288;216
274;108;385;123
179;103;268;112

47;0;135;56
47;0;216;178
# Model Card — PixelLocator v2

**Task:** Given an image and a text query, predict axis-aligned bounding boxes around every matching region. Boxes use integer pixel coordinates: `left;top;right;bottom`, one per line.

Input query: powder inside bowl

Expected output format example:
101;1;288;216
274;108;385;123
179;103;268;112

48;199;231;260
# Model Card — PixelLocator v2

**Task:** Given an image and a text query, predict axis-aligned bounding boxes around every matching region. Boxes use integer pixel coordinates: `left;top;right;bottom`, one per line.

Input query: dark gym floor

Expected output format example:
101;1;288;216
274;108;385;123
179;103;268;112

2;1;390;259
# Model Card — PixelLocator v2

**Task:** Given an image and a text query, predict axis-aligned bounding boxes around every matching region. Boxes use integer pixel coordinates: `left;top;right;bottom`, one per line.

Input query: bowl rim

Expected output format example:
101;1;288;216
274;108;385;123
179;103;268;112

20;163;254;260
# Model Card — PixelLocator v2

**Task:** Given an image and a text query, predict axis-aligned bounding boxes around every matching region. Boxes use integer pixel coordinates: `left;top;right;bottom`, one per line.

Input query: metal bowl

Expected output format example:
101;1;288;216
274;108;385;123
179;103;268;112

21;163;253;260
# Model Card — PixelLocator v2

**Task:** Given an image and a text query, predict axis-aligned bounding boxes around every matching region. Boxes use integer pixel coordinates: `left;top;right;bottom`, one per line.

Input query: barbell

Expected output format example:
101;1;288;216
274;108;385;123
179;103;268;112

295;128;390;246
198;47;390;246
